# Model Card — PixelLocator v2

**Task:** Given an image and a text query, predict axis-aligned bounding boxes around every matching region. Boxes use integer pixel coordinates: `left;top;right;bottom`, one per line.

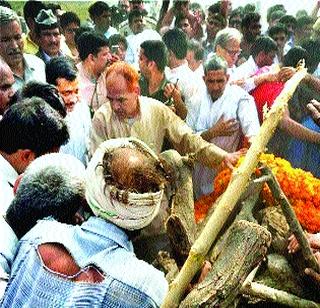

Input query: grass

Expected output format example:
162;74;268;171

9;1;102;23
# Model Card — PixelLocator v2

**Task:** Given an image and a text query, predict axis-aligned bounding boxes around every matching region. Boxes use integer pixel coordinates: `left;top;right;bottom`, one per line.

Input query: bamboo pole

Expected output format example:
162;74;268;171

161;66;308;308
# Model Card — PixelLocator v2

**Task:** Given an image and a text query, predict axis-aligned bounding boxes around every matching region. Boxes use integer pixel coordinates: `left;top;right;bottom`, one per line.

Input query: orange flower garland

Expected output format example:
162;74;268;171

194;154;320;233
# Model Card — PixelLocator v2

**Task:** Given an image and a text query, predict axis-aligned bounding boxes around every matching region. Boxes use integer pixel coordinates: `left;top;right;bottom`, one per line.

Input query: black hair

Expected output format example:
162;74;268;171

45;56;77;85
279;15;297;28
140;40;168;72
77;31;109;61
208;2;221;15
283;46;309;68
251;36;278;57
128;9;145;25
267;4;286;22
21;81;67;118
23;0;46;28
296;15;315;30
74;26;93;48
0;97;69;156
108;34;128;50
89;1;109;19
241;12;260;30
268;23;288;37
300;39;320;73
162;28;188;60
60;11;80;29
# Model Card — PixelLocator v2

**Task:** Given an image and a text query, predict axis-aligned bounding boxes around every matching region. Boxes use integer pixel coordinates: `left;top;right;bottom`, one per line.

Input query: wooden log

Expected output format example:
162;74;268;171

152;251;179;284
210;180;264;263
160;150;197;264
254;253;306;297
161;66;307;308
262;167;320;273
241;282;320;308
179;220;271;307
259;206;291;255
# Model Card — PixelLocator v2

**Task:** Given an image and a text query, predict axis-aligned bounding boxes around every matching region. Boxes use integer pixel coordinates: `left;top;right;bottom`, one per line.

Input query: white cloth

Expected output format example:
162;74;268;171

187;85;260;198
60;101;91;166
0;216;18;299
165;61;205;111
104;26;118;39
125;29;161;70
86;138;164;231
0;155;18;215
13;54;46;91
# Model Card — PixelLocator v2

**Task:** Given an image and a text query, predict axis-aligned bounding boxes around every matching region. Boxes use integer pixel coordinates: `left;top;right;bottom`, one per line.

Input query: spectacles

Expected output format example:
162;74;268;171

223;47;241;57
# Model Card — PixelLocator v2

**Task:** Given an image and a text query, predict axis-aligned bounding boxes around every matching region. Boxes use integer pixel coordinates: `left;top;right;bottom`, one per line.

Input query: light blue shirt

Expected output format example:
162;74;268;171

2;217;168;307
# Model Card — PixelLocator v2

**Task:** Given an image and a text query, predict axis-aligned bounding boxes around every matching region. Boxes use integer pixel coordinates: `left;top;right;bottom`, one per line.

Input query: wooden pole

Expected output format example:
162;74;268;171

161;66;308;308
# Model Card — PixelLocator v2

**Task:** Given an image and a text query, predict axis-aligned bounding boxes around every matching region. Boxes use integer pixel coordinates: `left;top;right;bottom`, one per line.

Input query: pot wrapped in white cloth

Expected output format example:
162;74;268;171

85;137;165;231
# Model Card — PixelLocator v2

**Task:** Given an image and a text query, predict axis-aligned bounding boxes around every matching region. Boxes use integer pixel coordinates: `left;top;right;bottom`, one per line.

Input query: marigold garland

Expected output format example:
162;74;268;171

194;154;320;233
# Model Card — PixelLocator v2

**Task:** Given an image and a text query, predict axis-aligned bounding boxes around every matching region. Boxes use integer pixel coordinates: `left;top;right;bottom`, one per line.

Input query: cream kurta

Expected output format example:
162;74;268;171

90;96;227;169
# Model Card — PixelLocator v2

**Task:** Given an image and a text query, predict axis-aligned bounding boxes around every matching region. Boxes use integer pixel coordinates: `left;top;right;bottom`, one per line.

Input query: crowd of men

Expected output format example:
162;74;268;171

1;0;320;305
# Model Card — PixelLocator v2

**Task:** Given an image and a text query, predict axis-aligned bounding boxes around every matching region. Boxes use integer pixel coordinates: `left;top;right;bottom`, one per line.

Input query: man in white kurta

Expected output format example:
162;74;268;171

187;55;260;199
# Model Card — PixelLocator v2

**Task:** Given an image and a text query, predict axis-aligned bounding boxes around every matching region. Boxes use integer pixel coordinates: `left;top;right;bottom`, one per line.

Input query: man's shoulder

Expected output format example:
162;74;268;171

24;53;45;67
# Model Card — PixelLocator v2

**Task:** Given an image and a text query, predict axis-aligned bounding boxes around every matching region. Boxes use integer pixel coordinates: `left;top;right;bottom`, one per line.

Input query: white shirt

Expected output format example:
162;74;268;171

165;61;205;111
104;26;118;39
187;84;260;198
13;54;46;91
0;155;18;216
125;29;161;70
60;101;91;166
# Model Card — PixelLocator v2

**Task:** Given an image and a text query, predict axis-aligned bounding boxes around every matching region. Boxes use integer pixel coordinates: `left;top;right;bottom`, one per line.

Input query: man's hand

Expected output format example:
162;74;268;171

307;99;320;126
278;67;296;83
211;116;239;137
164;83;181;104
222;148;246;170
288;232;320;254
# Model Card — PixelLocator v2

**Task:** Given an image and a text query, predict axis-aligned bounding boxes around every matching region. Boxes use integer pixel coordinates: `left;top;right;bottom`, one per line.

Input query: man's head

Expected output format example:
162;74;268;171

6;153;86;239
0;97;69;173
139;40;168;77
229;8;243;30
21;81;67;118
175;14;193;38
186;39;204;71
77;31;111;78
86;137;167;231
173;0;190;18
106;62;140;120
60;11;80;48
0;6;24;68
295;15;315;43
279;15;297;36
23;0;46;34
89;1;111;32
35;9;61;57
268;23;288;51
214;27;242;68
108;34;128;61
203;55;228;101
46;56;79;112
251;36;278;68
128;9;145;34
129;0;144;11
241;12;261;43
0;58;15;115
206;13;227;41
162;28;188;66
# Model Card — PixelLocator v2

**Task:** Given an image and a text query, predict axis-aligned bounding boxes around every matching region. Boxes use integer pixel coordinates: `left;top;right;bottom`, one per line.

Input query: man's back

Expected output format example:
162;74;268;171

2;217;168;307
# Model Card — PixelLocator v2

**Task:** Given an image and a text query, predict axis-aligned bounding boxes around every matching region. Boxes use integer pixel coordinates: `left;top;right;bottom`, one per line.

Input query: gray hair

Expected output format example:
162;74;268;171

213;27;242;51
0;6;20;27
204;55;228;74
6;153;86;239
